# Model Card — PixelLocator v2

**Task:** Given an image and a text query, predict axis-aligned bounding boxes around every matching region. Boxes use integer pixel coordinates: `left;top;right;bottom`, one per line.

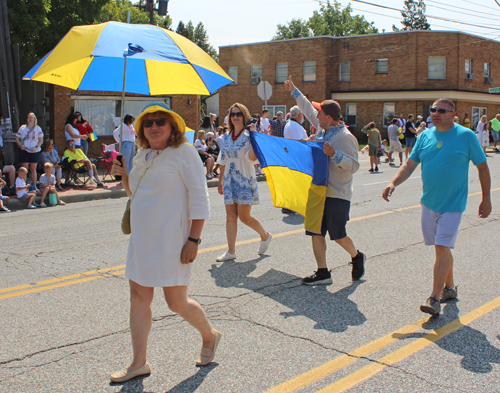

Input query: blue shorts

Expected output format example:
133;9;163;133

421;204;462;248
0;195;7;203
491;130;499;141
405;138;416;148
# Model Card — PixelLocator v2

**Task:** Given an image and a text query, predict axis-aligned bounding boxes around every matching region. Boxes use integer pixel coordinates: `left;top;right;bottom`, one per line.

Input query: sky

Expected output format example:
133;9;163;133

166;0;500;50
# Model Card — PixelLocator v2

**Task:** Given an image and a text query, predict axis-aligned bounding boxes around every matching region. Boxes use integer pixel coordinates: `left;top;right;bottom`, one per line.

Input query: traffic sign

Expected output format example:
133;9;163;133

257;81;272;101
489;87;500;93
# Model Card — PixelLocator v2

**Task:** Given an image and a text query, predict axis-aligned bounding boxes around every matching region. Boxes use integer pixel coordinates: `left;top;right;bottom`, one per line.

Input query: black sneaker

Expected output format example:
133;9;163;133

375;166;379;172
368;168;374;172
302;270;332;285
350;251;366;280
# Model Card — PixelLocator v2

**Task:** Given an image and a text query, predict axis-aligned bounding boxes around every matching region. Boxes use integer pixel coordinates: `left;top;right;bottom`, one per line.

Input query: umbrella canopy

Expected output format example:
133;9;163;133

23;21;232;96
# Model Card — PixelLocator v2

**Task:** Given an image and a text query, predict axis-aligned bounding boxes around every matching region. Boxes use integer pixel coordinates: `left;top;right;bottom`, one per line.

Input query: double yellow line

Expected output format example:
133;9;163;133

0;188;496;301
265;294;500;393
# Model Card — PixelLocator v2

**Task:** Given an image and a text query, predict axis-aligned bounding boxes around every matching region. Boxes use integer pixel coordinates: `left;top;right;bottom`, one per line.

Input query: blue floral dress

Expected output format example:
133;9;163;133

217;130;259;205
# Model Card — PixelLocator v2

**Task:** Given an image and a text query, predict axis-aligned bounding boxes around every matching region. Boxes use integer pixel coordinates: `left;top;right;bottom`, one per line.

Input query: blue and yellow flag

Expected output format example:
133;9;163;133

89;132;98;142
250;133;329;234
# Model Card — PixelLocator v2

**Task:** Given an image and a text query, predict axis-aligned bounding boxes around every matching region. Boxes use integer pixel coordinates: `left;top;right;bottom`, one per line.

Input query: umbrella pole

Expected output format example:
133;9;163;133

118;55;128;154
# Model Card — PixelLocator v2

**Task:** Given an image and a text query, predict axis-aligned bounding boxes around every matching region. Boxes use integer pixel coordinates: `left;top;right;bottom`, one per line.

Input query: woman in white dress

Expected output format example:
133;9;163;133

216;103;272;262
110;102;221;383
65;113;87;149
476;115;489;153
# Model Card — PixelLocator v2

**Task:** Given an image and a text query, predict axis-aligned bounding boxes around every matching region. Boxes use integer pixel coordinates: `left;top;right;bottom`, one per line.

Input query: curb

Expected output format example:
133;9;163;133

4;175;267;211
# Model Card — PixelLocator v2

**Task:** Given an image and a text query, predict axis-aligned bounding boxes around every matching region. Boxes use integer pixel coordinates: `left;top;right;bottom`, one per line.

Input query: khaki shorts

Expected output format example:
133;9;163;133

389;139;403;153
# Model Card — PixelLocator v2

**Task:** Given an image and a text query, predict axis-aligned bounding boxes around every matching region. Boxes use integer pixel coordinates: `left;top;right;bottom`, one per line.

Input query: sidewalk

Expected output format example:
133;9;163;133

3;174;267;211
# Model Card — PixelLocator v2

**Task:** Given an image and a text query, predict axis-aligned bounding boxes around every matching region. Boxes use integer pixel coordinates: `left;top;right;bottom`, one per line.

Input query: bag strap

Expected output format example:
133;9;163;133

129;149;163;203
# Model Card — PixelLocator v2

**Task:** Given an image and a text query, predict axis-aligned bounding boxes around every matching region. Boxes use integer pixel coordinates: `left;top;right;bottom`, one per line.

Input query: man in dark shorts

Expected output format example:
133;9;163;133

285;75;366;284
404;114;417;160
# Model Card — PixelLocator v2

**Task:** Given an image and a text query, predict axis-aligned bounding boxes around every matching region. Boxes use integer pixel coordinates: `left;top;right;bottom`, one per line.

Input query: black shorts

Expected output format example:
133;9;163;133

306;197;350;240
19;150;42;164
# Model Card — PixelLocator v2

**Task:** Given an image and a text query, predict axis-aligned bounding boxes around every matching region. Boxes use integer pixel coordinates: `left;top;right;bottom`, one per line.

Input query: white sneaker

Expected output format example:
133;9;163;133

88;177;96;184
258;233;273;255
216;251;236;262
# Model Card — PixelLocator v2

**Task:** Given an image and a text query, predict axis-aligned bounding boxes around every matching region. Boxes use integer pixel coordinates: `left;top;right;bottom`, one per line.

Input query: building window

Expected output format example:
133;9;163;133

484;63;491;77
345;103;357;126
340;61;350;82
73;97;171;136
251;65;262;84
303;61;316;82
228;67;238;85
376;59;388;74
383;103;395;128
276;63;288;84
265;105;286;119
465;59;472;74
471;107;487;130
428;57;446;80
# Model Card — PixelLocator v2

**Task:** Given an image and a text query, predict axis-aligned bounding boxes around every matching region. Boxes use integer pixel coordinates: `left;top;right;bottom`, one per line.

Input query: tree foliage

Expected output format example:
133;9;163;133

273;0;378;40
175;21;218;61
7;0;111;63
392;0;430;31
95;0;171;29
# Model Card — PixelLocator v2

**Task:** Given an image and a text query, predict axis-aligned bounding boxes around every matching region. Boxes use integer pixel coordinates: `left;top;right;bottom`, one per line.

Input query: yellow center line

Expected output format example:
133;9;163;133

263;318;427;393
1;187;497;300
317;295;500;393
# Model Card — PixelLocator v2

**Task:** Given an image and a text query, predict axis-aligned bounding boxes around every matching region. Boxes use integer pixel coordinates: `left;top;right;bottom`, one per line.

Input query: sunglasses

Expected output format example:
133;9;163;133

230;112;243;118
430;107;453;114
144;118;168;128
69;143;75;146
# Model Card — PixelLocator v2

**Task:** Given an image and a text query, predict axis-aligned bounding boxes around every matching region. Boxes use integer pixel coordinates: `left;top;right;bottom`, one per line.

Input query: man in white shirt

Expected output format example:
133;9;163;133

260;109;270;134
284;106;308;140
397;113;406;130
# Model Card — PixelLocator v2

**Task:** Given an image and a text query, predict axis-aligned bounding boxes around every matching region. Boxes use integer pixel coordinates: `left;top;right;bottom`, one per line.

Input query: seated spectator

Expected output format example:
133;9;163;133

0;175;10;212
39;163;65;207
194;130;215;179
206;132;220;176
41;139;63;190
63;139;107;188
0;164;16;194
16;167;37;209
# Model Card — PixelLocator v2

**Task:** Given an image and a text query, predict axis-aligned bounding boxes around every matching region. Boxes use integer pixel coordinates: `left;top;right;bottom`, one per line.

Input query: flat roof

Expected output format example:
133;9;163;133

219;30;499;49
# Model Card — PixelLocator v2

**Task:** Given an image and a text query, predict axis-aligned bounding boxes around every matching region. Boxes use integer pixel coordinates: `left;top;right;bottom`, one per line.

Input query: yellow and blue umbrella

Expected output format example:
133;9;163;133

23;21;232;95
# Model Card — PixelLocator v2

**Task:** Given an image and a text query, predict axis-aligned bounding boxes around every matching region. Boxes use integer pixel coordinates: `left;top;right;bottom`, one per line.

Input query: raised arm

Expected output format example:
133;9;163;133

284;75;320;131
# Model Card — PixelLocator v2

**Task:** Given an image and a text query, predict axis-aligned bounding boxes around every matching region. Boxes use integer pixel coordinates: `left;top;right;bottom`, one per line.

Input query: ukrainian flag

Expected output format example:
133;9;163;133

250;133;329;234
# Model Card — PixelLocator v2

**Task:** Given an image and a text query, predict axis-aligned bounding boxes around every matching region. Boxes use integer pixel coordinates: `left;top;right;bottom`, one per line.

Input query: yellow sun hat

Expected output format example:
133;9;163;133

135;102;186;135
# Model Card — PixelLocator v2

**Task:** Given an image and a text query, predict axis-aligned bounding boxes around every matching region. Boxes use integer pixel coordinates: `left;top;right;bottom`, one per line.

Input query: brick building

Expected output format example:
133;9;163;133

218;30;500;141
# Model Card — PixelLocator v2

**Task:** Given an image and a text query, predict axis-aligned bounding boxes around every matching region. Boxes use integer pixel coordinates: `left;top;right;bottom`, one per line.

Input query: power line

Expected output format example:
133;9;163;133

457;0;500;11
426;0;500;17
425;1;500;19
347;0;500;30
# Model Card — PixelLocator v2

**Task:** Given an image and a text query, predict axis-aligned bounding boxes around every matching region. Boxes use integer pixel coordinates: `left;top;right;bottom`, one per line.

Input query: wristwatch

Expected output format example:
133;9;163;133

188;237;202;245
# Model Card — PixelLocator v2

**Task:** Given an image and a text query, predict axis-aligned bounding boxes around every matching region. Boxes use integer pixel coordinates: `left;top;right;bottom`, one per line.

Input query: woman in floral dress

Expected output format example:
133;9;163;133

216;103;272;262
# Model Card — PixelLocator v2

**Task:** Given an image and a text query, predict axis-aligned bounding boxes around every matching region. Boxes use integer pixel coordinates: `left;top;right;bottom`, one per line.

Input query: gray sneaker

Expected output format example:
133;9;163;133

440;286;457;303
420;296;441;316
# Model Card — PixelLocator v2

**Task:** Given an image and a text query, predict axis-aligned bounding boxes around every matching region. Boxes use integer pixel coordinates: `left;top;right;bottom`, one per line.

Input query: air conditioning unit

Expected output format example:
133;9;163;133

465;73;475;80
250;76;261;84
485;77;494;84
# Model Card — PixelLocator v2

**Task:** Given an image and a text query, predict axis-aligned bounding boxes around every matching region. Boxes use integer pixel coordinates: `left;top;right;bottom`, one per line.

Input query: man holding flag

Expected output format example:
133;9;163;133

284;76;366;285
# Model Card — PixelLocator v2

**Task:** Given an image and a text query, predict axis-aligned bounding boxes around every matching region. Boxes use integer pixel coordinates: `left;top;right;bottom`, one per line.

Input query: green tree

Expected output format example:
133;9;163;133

273;0;378;40
392;0;430;31
176;21;218;61
95;0;172;28
7;0;111;63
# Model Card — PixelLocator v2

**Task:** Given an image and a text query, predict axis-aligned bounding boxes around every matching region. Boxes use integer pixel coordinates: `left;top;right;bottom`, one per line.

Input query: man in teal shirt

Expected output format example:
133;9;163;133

382;98;491;316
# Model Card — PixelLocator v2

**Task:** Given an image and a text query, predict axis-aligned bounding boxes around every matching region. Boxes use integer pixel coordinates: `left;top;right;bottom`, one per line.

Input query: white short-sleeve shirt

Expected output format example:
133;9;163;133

40;173;56;187
284;120;308;140
16;177;27;198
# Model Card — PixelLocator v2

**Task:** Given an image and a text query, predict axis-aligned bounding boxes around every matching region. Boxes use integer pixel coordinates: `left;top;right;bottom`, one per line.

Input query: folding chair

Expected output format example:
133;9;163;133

99;143;119;181
61;157;92;188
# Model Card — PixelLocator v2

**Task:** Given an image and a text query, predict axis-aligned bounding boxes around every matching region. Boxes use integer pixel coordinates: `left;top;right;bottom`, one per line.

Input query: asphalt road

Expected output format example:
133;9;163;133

1;153;499;393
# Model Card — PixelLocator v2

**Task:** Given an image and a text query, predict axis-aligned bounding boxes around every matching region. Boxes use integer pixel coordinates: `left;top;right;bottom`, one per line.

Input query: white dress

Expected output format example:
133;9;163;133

217;130;259;205
125;143;210;287
476;121;489;148
65;124;81;146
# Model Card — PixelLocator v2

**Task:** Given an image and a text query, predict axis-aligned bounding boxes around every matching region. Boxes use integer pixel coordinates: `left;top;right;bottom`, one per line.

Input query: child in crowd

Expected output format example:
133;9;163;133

379;139;389;163
39;163;66;207
0;176;11;212
16;167;37;209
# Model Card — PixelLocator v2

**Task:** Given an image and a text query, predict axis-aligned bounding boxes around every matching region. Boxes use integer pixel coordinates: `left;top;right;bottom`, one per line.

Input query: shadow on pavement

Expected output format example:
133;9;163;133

394;302;500;373
165;363;218;393
209;258;366;333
